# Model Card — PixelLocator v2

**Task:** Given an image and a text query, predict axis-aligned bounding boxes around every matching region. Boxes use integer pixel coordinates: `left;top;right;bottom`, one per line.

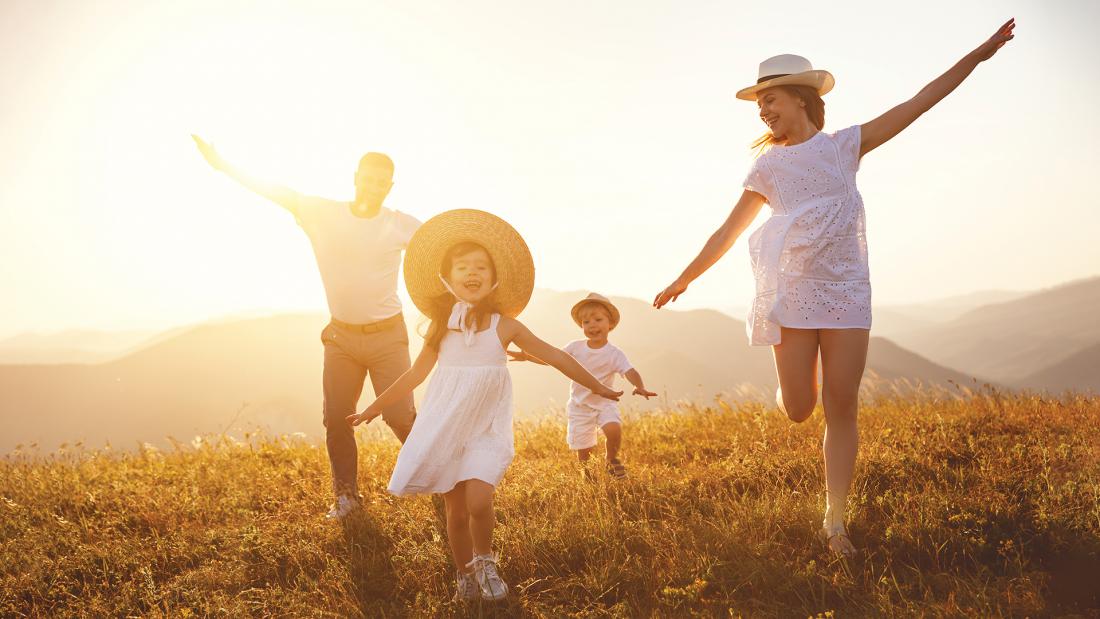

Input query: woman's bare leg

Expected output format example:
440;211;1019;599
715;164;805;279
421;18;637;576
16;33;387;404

443;482;474;572
818;328;869;554
772;327;821;422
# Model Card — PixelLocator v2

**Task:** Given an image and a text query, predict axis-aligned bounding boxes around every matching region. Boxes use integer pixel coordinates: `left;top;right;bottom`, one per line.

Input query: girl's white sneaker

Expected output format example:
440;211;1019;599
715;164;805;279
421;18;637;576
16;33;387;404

452;571;479;602
466;553;508;601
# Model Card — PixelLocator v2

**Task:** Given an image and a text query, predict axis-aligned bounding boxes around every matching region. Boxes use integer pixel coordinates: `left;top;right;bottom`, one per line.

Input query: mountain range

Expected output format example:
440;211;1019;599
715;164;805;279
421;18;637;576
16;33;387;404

2;278;1096;452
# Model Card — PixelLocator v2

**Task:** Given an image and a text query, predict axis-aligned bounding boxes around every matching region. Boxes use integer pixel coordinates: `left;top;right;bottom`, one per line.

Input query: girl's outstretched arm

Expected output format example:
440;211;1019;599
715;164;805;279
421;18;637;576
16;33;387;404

653;189;766;308
501;318;623;401
347;345;439;425
860;18;1015;157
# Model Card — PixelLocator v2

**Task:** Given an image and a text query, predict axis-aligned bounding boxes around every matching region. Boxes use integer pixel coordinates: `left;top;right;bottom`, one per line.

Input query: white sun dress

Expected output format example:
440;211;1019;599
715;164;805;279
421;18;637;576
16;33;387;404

742;125;871;346
388;313;515;495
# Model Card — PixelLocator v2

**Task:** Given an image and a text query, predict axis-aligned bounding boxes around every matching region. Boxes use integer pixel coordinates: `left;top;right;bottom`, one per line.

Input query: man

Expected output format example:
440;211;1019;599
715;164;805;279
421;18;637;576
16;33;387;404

193;135;420;519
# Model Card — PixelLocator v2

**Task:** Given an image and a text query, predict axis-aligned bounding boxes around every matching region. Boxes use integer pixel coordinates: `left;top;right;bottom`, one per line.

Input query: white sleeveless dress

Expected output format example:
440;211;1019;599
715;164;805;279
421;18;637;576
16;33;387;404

388;313;515;495
742;126;871;346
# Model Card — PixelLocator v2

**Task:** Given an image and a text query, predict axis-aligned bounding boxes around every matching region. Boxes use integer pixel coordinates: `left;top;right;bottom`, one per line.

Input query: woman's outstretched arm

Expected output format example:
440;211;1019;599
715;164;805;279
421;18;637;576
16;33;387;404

860;18;1016;157
653;189;766;308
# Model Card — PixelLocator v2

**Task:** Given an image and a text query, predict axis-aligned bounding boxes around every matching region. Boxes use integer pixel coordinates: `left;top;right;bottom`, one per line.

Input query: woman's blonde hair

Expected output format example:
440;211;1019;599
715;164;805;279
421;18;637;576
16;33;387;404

751;85;826;152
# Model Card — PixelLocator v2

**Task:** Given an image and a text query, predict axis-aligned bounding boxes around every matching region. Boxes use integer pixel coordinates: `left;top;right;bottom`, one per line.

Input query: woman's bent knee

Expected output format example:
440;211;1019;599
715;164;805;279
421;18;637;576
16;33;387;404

785;403;815;423
778;388;816;422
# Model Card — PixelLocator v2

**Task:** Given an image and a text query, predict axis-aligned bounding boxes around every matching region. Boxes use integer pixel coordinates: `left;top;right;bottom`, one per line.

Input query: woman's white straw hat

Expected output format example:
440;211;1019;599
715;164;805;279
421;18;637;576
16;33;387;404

403;208;535;318
735;54;834;101
571;292;621;329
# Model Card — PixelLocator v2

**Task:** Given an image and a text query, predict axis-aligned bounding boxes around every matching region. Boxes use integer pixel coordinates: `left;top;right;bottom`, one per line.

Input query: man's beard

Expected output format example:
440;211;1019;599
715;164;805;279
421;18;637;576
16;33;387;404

355;191;384;208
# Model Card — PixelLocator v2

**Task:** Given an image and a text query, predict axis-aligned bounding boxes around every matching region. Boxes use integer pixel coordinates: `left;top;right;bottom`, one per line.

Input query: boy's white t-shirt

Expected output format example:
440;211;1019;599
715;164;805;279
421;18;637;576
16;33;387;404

563;340;633;410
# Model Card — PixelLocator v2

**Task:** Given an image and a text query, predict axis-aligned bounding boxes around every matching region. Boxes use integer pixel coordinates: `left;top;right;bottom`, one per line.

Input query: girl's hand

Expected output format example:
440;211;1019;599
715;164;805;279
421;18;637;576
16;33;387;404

507;348;548;365
653;278;688;309
975;18;1015;62
633;387;658;400
596;386;624;401
345;409;380;427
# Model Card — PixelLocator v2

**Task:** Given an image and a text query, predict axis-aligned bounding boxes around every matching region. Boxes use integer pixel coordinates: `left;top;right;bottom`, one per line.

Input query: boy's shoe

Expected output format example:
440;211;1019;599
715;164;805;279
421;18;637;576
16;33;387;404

607;459;628;480
466;553;508;601
323;494;361;520
452;571;480;602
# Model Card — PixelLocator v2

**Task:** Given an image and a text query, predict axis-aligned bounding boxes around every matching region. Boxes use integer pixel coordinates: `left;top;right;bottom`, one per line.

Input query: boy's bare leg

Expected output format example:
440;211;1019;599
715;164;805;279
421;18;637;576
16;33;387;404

576;447;594;461
601;422;622;463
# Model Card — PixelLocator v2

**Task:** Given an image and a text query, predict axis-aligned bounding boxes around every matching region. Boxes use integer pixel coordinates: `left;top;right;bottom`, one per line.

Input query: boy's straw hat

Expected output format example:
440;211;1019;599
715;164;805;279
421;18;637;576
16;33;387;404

403;209;534;318
735;54;834;101
570;292;621;329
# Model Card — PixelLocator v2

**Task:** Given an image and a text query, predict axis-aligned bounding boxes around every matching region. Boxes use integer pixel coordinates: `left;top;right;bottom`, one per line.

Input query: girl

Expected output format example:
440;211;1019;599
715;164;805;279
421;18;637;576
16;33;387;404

653;20;1015;556
347;209;621;601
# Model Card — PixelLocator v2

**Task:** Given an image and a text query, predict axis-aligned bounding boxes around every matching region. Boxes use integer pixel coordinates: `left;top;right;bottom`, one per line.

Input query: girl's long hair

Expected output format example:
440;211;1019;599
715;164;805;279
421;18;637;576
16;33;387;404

751;85;825;153
422;241;502;350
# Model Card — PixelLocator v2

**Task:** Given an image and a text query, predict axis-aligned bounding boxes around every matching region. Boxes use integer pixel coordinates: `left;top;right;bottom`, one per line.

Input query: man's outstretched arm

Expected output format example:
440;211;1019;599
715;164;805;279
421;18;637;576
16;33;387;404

192;134;303;213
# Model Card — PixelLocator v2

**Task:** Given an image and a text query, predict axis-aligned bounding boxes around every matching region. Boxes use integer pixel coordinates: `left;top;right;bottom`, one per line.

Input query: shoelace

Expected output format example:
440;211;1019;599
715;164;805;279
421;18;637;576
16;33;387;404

458;572;478;593
465;553;501;579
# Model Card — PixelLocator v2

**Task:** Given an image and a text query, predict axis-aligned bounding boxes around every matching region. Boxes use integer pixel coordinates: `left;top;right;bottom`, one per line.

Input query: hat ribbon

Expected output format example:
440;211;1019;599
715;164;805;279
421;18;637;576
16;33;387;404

438;274;500;347
757;73;790;83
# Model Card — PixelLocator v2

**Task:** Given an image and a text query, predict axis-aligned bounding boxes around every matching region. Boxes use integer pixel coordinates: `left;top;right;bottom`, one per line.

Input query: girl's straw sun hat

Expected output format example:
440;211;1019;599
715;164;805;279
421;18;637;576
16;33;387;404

571;293;621;329
736;54;834;101
404;209;535;318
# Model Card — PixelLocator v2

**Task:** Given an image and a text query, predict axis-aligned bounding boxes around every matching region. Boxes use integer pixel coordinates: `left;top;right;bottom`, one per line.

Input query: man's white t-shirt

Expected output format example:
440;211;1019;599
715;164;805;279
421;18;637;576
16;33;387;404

294;197;421;324
563;340;633;410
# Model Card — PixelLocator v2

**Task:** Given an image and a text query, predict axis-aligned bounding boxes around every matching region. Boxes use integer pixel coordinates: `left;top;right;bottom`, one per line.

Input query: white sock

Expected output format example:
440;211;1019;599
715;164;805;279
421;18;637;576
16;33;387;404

823;494;846;531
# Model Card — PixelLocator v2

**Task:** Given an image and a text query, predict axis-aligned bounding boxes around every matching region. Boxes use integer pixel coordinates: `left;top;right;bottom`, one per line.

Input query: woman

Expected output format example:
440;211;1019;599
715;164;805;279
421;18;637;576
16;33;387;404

653;19;1015;556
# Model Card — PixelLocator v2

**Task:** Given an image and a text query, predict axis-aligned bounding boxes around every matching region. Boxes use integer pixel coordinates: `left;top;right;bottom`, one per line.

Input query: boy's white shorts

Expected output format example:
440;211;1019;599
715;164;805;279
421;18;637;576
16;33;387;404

566;402;622;450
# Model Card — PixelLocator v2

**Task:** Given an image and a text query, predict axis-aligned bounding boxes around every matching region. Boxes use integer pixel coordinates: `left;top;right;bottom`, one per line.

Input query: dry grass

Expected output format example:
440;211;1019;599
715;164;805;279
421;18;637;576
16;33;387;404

2;389;1099;617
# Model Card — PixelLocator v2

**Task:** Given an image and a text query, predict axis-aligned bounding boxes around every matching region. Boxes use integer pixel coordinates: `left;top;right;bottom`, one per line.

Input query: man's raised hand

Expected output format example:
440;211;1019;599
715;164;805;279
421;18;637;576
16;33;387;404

191;134;226;171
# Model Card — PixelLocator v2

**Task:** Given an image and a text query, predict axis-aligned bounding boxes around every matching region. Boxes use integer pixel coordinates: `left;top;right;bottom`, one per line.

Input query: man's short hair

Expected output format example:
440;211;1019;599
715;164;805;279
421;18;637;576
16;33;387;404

358;152;394;175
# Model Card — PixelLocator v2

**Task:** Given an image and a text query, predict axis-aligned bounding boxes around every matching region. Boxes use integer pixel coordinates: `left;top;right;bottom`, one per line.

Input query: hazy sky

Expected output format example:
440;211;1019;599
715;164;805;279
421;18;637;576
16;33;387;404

2;0;1098;337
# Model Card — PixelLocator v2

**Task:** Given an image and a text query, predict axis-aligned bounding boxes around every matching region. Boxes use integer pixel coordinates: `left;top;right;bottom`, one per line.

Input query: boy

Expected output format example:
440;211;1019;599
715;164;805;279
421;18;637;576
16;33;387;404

511;293;656;478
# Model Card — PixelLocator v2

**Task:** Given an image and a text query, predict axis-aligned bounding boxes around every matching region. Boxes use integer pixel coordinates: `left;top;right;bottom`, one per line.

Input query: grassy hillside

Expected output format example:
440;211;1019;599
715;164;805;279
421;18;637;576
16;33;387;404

3;390;1099;617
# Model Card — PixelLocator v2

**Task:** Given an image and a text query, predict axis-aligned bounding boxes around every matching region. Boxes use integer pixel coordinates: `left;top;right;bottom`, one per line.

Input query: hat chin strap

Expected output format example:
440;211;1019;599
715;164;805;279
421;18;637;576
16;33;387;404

438;274;500;346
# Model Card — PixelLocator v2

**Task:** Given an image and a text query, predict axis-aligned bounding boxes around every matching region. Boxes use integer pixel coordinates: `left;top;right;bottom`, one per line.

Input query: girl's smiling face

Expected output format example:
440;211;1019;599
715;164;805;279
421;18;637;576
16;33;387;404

446;245;496;304
756;86;806;142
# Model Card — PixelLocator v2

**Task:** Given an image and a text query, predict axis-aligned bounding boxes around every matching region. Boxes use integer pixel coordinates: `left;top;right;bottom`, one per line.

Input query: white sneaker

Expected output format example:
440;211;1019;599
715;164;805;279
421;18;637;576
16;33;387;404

323;494;360;520
466;553;508;601
452;571;479;602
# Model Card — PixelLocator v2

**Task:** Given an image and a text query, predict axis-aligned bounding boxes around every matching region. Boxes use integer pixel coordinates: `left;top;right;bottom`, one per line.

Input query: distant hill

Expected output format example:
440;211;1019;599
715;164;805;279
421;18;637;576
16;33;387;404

886;289;1028;321
888;277;1100;384
1015;342;1100;393
863;338;986;390
0;291;992;452
0;328;162;364
870;289;1027;344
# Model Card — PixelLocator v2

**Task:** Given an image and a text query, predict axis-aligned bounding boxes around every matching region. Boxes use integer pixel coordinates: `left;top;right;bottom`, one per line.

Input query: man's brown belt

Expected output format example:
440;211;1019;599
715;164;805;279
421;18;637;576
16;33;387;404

330;313;405;333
